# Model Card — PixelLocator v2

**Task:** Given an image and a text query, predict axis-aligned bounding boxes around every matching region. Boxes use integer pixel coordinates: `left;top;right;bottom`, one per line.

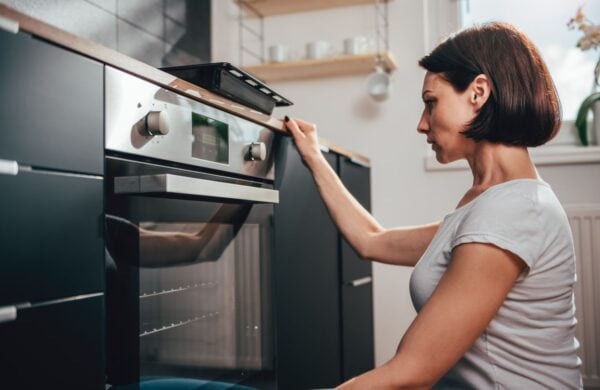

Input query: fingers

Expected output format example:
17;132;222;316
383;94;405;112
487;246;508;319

293;118;317;134
282;116;317;138
283;116;305;139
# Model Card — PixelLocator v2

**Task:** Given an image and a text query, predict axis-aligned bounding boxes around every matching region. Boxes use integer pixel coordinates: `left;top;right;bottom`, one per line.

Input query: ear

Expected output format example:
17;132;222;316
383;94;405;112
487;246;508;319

469;74;491;110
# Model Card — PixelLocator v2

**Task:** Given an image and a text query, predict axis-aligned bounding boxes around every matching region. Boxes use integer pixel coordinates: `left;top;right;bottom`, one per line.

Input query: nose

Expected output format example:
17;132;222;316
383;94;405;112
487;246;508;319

417;109;429;134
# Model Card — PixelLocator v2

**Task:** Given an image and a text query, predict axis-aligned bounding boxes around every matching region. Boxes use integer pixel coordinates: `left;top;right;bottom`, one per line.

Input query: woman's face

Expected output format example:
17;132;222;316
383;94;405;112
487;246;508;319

417;72;478;163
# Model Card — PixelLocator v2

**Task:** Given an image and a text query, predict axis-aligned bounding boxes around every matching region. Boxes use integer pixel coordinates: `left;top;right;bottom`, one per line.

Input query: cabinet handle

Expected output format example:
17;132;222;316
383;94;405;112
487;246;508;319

0;15;19;34
348;157;371;168
115;174;279;204
348;276;372;287
0;159;18;176
0;305;17;324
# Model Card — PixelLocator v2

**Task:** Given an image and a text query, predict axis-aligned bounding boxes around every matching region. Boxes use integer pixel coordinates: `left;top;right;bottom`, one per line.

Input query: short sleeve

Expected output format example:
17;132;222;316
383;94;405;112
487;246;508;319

451;190;543;269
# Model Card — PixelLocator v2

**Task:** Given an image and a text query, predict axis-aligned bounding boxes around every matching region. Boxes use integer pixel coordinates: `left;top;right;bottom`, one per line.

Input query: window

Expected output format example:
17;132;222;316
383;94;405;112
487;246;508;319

423;0;600;170
460;0;599;122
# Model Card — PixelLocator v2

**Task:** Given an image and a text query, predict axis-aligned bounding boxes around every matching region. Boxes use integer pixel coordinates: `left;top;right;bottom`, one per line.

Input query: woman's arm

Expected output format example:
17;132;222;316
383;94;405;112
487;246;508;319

337;242;526;388
284;117;439;267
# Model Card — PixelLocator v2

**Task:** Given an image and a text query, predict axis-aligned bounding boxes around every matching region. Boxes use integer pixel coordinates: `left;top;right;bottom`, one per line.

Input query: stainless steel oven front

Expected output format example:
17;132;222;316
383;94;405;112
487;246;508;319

104;67;279;389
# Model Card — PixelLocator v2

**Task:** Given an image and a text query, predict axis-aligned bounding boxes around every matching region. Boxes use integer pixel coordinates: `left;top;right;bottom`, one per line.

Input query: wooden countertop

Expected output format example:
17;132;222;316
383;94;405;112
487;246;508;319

0;4;370;167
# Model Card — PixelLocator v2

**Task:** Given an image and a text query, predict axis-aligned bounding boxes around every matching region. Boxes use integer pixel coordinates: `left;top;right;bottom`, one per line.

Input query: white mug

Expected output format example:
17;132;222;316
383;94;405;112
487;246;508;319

366;66;392;102
306;41;333;60
344;36;368;55
268;44;288;63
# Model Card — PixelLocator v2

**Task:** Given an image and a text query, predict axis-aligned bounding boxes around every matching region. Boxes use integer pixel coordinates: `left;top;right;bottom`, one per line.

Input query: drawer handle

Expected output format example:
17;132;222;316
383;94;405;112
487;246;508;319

0;305;17;324
348;276;372;287
0;159;18;176
349;157;371;168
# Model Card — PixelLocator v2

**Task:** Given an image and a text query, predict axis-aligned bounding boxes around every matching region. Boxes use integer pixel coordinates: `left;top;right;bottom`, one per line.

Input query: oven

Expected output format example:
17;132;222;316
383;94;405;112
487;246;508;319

103;67;279;389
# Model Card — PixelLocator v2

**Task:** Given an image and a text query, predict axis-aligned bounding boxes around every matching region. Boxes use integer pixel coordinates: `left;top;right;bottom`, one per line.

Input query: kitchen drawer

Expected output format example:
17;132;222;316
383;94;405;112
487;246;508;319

341;282;375;380
0;169;103;306
339;156;372;283
0;29;103;175
0;294;104;389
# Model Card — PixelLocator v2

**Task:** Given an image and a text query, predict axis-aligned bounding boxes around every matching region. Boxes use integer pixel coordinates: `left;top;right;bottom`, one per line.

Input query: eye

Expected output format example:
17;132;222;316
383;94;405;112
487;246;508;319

424;99;435;114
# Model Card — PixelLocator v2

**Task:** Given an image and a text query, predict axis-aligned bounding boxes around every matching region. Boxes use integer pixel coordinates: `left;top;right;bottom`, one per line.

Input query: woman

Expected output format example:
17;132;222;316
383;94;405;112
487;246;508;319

283;22;582;389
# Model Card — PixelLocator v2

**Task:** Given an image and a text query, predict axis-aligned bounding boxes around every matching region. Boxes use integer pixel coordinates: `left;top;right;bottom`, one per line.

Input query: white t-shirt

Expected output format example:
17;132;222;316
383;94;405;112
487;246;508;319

409;179;582;389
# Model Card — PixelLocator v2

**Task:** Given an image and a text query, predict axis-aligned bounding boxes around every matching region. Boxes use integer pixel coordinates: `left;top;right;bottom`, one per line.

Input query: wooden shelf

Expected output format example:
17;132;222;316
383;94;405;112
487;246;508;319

236;0;391;17
243;51;397;83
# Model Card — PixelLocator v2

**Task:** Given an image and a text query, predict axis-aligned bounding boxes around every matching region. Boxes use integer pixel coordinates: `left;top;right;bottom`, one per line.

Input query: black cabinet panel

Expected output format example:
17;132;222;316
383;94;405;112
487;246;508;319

0;295;105;389
338;157;375;380
0;30;103;175
0;170;104;306
341;283;375;380
273;138;342;389
339;157;372;283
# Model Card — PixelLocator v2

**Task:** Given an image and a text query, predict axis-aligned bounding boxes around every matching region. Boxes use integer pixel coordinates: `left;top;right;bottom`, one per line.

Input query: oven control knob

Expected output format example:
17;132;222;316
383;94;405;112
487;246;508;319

248;142;267;161
143;111;170;136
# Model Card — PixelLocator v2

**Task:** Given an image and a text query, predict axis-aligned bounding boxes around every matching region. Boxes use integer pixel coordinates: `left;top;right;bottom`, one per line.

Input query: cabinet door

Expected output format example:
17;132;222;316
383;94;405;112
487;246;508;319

0;294;104;389
338;157;375;380
0;169;104;306
338;157;372;283
273;138;342;389
341;282;375;380
0;30;103;175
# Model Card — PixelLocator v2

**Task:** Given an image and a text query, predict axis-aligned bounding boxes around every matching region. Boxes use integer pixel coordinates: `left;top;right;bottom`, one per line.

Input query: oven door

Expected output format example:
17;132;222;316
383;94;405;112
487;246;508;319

105;157;276;388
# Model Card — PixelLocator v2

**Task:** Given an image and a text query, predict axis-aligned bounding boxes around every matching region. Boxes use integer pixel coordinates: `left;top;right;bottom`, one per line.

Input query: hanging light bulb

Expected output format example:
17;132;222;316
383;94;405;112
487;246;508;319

367;0;392;102
367;56;392;101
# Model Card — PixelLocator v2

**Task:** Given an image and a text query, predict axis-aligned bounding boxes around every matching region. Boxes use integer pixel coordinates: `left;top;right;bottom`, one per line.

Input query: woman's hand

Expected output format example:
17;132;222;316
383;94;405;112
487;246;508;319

282;116;324;169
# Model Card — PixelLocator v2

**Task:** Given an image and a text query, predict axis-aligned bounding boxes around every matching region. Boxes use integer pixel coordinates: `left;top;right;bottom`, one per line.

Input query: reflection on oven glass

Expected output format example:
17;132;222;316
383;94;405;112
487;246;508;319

136;204;252;268
138;221;269;377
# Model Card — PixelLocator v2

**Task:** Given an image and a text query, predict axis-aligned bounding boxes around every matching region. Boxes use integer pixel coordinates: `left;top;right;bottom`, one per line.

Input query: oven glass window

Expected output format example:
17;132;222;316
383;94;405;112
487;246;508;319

105;200;273;387
191;113;229;164
138;221;268;374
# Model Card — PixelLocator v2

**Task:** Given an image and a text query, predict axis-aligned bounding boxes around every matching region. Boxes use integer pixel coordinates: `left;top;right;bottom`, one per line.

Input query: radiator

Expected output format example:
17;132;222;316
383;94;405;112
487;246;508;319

566;204;600;388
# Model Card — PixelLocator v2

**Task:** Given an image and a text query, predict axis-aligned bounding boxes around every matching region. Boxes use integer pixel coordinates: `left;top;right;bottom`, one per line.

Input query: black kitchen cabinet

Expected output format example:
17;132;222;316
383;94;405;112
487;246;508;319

339;157;373;283
0;29;103;175
274;138;342;389
274;138;374;388
0;29;105;388
0;169;104;307
0;295;105;389
338;156;375;381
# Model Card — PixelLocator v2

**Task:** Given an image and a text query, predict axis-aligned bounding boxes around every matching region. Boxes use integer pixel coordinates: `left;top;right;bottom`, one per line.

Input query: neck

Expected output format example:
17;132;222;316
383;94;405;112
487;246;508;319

465;141;538;189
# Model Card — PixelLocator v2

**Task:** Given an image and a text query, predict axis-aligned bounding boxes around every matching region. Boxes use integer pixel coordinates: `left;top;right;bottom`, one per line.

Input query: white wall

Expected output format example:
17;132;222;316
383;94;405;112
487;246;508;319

212;0;600;367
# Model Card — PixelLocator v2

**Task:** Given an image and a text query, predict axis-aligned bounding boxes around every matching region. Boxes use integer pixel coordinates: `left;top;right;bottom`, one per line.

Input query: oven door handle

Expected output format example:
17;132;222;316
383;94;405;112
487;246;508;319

114;173;279;204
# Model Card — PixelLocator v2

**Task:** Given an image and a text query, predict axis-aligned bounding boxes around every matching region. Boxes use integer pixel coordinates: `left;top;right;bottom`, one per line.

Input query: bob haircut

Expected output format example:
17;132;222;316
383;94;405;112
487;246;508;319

418;22;560;147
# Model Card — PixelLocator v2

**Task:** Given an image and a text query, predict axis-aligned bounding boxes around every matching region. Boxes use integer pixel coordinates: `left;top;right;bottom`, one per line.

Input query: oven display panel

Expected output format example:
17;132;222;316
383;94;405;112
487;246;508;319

191;112;229;164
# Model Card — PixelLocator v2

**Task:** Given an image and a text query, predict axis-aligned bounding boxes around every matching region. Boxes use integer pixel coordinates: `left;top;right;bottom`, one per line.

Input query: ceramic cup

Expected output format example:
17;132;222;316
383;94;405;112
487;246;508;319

367;66;392;101
306;41;333;60
268;44;289;63
343;36;369;55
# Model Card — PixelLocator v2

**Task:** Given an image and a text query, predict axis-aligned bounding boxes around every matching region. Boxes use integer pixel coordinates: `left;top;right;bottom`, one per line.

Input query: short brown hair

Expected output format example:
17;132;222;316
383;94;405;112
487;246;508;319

418;22;560;147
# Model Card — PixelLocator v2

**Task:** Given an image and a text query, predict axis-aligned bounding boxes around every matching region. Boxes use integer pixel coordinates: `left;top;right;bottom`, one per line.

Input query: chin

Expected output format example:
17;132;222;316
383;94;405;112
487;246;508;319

435;151;459;164
434;152;449;164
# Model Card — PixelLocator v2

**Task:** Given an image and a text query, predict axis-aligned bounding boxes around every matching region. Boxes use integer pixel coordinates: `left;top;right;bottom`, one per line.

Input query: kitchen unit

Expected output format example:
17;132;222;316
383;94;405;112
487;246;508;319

0;5;374;389
0;29;105;388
